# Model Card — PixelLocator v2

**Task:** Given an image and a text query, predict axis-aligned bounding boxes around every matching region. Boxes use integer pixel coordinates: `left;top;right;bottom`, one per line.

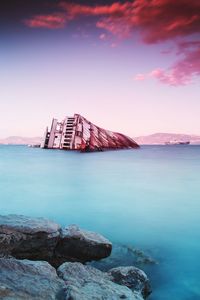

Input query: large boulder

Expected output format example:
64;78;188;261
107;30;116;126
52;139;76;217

54;225;112;265
0;257;65;300
0;215;112;266
57;262;143;300
0;215;60;261
108;266;151;299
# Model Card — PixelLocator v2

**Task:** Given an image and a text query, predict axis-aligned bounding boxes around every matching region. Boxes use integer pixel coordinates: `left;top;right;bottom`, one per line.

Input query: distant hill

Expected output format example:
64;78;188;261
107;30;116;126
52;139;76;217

1;133;200;146
0;136;42;145
134;133;200;145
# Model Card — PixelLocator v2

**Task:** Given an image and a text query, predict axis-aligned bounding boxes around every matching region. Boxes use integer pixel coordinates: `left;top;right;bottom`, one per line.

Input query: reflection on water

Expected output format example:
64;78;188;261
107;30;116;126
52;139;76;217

0;145;200;299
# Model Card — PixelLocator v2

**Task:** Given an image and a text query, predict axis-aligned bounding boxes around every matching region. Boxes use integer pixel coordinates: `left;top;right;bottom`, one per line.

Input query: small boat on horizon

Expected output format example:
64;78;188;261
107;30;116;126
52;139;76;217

27;144;41;148
165;140;190;145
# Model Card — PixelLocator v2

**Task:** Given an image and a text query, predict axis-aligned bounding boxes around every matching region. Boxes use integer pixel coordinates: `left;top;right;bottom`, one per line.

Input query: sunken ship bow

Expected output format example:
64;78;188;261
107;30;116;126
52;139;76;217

41;114;139;152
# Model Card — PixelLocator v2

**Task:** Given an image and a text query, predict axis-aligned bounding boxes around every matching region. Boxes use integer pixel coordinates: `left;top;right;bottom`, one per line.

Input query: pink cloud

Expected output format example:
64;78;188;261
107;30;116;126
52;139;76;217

96;17;131;39
135;41;200;86
24;0;200;85
131;0;200;44
61;0;200;43
150;68;191;86
25;1;200;41
134;74;146;81
99;33;107;40
24;13;67;29
59;1;127;17
26;0;200;38
110;42;117;48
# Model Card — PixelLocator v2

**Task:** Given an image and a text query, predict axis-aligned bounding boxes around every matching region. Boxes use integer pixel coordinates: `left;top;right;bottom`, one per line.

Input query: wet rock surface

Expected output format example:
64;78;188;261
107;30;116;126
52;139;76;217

0;215;111;265
0;258;149;300
108;266;151;298
0;215;60;261
0;215;152;299
54;225;112;265
0;257;65;300
57;262;143;300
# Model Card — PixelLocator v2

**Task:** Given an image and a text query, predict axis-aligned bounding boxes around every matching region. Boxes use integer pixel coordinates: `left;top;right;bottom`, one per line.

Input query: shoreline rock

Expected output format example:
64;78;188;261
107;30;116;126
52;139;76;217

54;225;112;266
108;266;151;299
0;257;65;300
0;258;149;300
57;262;143;300
0;215;111;266
0;215;151;299
0;214;60;262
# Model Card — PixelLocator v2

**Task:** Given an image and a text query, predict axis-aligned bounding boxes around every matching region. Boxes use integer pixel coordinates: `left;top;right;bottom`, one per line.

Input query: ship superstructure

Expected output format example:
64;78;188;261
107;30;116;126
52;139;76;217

41;114;139;151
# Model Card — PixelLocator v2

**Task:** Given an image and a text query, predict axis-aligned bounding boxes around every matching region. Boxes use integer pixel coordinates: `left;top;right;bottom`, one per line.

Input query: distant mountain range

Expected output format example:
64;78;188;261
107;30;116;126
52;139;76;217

0;136;42;145
134;133;200;145
1;133;200;145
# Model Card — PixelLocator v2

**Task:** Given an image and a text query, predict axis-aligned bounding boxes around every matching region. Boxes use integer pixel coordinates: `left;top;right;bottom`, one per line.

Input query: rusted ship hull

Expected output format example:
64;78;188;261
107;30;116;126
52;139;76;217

41;114;139;151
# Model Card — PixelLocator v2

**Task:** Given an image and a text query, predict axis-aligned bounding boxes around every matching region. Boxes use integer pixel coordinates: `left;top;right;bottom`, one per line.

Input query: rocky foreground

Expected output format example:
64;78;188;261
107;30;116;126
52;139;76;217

0;215;151;300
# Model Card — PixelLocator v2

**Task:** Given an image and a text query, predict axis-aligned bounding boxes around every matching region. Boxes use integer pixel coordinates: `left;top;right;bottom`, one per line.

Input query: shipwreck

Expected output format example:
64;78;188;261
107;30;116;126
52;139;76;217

41;114;139;151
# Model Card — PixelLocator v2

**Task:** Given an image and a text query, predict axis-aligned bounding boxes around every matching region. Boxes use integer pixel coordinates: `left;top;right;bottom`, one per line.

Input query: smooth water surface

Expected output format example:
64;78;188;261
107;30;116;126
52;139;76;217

0;145;200;299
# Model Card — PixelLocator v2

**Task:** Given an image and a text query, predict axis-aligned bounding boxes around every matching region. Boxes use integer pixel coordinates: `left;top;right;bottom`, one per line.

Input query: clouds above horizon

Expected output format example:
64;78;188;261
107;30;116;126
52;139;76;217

24;0;200;86
135;41;200;86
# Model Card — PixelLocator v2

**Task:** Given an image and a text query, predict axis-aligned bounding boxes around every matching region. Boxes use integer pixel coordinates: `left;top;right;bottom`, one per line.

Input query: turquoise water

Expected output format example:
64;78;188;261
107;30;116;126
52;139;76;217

0;145;200;299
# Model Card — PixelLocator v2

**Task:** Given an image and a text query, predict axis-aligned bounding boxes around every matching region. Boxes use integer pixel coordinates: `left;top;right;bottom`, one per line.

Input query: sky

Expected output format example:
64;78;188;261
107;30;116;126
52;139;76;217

0;0;200;138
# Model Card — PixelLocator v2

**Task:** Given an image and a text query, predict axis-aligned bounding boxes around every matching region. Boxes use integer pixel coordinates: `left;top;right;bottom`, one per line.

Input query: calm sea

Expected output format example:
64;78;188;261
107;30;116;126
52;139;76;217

0;145;200;299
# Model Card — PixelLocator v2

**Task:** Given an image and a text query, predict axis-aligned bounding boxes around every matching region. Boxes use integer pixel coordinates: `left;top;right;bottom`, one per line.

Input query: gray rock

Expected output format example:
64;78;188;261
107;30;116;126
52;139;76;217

0;215;60;261
108;266;151;298
0;215;151;299
54;225;112;265
0;257;65;300
0;215;112;266
57;262;143;300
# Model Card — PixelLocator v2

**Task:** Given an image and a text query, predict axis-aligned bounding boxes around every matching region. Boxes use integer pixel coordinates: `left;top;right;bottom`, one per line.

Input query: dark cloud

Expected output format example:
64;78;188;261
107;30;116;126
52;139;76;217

24;0;200;41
